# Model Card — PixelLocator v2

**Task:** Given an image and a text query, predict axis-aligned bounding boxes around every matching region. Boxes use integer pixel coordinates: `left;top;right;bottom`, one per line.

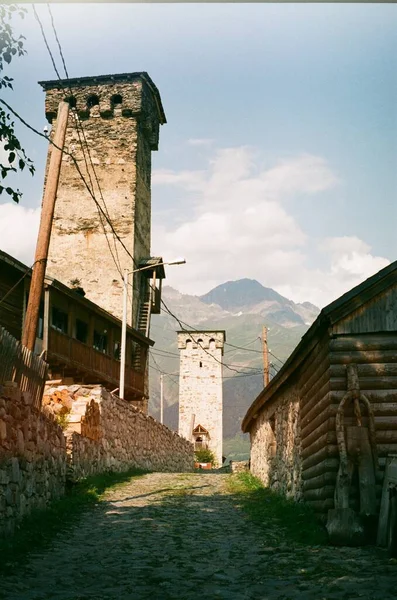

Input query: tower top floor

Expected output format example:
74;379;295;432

39;71;166;150
177;330;226;353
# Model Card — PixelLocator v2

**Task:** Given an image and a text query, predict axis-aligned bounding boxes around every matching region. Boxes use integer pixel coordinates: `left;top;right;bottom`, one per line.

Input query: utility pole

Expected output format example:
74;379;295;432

160;373;164;424
262;326;270;387
22;101;69;351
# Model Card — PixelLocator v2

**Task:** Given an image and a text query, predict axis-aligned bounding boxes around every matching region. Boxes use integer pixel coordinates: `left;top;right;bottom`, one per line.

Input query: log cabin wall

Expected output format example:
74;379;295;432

328;283;397;509
250;378;302;499
299;332;334;516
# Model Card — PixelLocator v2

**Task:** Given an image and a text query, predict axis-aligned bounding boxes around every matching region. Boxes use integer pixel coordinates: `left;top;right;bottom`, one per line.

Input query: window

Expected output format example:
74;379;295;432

209;338;216;349
199;361;203;368
75;319;88;344
64;95;76;108
51;306;68;334
111;94;122;106
87;94;99;108
93;329;108;354
186;339;192;349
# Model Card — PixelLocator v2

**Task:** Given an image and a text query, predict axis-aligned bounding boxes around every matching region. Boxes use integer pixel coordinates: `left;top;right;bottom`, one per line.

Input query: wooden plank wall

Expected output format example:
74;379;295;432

299;334;335;515
0;264;25;340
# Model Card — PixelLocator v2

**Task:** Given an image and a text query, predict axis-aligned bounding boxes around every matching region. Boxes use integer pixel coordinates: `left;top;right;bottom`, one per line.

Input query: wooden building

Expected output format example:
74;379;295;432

0;250;153;405
242;260;397;519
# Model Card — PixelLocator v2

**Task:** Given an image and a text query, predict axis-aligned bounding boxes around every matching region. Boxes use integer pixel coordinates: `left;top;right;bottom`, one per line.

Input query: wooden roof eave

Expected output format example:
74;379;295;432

241;313;331;433
44;276;154;347
242;259;397;434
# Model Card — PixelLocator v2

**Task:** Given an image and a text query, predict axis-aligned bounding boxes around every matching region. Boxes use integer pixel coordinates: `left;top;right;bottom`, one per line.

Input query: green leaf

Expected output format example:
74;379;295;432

3;52;11;64
8;151;15;163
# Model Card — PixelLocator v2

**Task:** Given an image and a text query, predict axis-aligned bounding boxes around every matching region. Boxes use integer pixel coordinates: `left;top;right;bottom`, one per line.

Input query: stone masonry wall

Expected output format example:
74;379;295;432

44;76;162;327
249;381;302;500
0;383;66;538
44;384;195;480
178;332;225;466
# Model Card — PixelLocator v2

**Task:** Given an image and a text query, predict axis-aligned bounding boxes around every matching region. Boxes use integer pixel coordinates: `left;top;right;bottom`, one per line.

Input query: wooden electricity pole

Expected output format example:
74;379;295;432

22;101;69;351
160;372;164;425
262;326;270;387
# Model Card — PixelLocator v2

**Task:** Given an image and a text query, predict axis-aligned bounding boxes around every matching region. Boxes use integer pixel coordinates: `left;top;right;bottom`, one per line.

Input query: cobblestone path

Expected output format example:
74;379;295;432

1;472;397;600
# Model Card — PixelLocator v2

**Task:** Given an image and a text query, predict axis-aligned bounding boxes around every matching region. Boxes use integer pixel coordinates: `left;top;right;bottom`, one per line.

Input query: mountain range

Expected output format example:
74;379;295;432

148;279;320;460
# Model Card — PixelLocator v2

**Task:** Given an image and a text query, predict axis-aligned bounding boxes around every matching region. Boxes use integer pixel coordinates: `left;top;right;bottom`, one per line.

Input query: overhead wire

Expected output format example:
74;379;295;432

33;5;125;279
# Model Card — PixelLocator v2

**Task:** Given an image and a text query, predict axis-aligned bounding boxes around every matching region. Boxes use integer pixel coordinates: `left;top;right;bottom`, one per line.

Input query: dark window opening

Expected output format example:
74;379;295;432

114;341;121;360
93;329;108;354
75;319;88;344
51;306;68;334
197;338;203;344
111;94;123;106
199;361;203;368
87;94;99;108
64;95;76;108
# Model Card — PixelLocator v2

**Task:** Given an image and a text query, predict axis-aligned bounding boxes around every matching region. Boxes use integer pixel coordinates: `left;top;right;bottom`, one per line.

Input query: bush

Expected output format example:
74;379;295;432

195;448;216;465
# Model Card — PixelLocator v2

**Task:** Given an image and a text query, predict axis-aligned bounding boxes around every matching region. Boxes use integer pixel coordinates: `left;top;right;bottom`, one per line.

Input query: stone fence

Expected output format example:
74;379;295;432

0;382;66;537
0;382;194;538
43;384;194;479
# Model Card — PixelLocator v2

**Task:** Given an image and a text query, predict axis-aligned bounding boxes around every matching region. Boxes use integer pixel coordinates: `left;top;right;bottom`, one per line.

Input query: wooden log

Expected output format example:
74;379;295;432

301;368;330;408
301;382;330;422
302;458;339;480
305;497;335;514
330;336;397;353
300;398;336;439
330;389;397;404
299;342;330;395
330;376;397;392
304;485;335;502
330;349;397;366
302;431;336;460
303;471;337;492
302;417;335;450
331;363;397;379
302;444;339;471
375;430;397;443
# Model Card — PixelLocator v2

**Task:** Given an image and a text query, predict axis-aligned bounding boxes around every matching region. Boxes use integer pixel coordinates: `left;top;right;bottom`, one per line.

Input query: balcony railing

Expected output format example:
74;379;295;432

47;328;145;398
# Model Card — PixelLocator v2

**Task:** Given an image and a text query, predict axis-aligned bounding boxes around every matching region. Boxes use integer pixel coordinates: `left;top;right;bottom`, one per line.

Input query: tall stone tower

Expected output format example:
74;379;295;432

178;331;225;466
39;72;166;326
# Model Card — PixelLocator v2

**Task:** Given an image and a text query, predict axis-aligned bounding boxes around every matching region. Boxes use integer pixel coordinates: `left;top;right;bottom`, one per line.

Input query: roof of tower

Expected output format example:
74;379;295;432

38;71;166;124
177;330;226;340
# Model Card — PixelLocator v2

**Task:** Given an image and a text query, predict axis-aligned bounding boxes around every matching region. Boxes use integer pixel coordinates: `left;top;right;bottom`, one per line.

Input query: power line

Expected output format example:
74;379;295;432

0;100;136;278
0;259;46;307
158;297;266;376
33;5;125;279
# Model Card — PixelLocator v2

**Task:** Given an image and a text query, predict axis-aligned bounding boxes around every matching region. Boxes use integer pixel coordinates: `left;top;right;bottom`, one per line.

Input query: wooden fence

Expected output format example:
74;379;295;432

0;326;48;409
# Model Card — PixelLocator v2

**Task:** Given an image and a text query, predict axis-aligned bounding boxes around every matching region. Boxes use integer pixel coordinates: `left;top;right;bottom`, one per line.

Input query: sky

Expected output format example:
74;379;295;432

0;3;396;309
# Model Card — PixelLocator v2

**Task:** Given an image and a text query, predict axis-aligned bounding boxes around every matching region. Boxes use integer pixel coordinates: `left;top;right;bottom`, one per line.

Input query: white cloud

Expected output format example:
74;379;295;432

0;203;40;265
152;146;389;308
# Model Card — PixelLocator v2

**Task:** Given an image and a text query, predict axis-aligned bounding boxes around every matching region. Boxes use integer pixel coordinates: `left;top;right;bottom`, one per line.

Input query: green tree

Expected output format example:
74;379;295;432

0;4;34;203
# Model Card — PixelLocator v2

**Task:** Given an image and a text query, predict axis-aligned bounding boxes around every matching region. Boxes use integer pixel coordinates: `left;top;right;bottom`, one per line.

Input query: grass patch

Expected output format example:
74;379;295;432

0;468;146;575
228;471;328;546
